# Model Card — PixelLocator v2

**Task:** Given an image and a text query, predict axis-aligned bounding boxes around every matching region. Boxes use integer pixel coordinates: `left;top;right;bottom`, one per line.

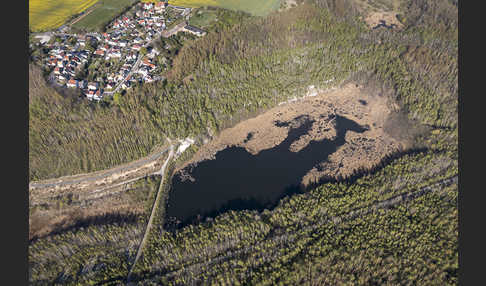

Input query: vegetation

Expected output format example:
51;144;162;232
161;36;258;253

168;0;282;16
29;176;161;284
29;0;457;284
71;0;138;32
29;0;98;32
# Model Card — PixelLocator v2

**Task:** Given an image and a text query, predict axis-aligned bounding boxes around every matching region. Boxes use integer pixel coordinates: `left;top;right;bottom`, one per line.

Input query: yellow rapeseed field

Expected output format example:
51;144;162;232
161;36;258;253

29;0;98;32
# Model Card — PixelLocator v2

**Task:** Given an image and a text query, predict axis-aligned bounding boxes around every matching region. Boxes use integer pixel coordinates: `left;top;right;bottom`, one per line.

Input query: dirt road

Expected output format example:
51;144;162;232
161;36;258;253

128;145;175;282
29;146;171;192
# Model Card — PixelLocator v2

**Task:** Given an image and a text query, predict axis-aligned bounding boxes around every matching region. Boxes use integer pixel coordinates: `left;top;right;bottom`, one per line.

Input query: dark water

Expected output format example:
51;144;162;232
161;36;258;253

166;115;369;226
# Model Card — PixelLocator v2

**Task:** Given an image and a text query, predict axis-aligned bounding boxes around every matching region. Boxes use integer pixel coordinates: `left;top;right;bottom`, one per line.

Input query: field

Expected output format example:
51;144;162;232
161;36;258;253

29;0;98;31
71;0;138;31
169;0;281;16
188;8;218;28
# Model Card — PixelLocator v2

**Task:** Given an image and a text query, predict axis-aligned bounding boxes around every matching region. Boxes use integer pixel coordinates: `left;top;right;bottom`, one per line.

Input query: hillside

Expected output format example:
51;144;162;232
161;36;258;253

29;0;457;284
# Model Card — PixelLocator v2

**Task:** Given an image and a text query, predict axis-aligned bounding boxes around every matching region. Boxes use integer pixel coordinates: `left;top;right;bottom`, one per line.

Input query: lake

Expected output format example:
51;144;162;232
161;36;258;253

166;114;369;226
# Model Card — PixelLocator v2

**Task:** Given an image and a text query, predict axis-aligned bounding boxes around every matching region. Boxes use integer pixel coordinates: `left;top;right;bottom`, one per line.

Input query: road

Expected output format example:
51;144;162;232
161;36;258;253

29;146;171;190
127;144;175;282
105;28;165;95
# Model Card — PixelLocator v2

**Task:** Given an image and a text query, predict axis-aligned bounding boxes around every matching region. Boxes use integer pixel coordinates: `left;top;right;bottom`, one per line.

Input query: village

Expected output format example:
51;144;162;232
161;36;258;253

35;1;206;101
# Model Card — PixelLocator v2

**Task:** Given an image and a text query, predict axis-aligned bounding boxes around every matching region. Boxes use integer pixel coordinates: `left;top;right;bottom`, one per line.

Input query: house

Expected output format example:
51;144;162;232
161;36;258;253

142;58;151;66
94;49;105;56
137;68;148;77
182;25;206;36
105;82;114;90
67;79;77;88
131;44;141;51
54;67;61;74
88;82;98;90
85;90;95;99
93;90;102;101
155;1;167;12
108;50;122;58
133;37;143;44
143;2;153;9
143;75;153;83
77;80;86;89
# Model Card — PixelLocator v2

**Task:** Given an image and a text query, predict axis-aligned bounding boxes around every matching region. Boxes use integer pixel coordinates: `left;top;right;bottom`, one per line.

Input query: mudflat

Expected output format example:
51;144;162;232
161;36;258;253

177;83;408;185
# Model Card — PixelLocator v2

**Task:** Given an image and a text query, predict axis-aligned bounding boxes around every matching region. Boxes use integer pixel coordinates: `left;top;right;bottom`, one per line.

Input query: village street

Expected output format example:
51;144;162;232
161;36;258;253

32;2;202;101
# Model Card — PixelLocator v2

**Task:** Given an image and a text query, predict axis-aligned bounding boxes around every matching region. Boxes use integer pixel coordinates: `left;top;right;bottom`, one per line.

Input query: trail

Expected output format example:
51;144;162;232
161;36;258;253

127;144;175;283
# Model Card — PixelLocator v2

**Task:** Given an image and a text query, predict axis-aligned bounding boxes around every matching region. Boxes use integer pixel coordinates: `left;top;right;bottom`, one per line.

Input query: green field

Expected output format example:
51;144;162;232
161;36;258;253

72;0;138;31
188;8;218;28
169;0;281;16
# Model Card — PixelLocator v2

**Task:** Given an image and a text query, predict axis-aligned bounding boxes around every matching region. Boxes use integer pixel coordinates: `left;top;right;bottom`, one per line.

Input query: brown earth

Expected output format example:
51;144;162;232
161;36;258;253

177;83;411;186
29;149;169;240
364;11;404;29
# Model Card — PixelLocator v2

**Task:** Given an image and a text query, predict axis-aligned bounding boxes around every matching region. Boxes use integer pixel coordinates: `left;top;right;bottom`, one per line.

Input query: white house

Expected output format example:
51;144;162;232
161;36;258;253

88;82;98;90
143;2;153;10
85;90;94;99
93;90;102;101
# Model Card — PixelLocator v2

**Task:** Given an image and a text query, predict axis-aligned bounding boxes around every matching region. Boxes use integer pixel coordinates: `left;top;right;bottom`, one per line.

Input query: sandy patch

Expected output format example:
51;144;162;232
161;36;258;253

364;11;404;30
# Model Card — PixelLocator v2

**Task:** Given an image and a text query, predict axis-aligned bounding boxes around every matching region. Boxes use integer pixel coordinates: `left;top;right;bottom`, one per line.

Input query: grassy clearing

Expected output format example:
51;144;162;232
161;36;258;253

29;0;98;32
169;0;281;16
188;8;218;28
71;0;138;31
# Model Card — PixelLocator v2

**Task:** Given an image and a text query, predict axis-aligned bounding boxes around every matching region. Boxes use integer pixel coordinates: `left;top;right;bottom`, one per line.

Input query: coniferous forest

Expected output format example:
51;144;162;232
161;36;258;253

29;0;457;284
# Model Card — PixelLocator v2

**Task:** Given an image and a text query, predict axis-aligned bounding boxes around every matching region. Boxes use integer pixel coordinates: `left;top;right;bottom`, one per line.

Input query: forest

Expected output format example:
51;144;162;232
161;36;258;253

29;0;457;284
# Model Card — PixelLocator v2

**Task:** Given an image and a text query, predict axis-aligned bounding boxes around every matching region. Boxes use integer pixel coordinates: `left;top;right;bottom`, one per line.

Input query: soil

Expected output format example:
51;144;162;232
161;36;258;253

364;11;404;30
177;83;410;186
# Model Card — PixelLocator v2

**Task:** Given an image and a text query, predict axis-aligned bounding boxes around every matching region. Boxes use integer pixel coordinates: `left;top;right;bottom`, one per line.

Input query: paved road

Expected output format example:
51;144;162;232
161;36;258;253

105;28;165;95
127;145;175;282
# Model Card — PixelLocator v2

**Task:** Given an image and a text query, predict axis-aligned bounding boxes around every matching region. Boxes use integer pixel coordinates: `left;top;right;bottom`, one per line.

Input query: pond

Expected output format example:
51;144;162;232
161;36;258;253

166;114;369;226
